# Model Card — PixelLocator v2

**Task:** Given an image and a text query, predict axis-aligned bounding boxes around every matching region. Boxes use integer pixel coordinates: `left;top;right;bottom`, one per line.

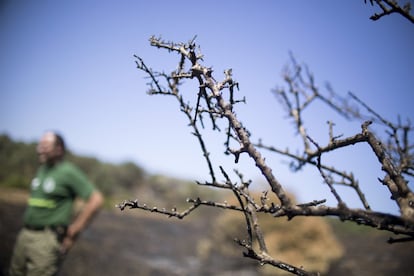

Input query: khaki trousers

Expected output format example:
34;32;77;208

9;228;62;276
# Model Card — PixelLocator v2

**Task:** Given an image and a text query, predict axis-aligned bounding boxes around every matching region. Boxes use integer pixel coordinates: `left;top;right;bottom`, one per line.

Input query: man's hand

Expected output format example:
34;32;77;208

60;235;75;255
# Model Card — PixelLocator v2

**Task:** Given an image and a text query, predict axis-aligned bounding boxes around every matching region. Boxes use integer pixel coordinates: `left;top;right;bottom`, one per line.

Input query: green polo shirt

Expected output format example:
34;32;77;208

24;160;94;227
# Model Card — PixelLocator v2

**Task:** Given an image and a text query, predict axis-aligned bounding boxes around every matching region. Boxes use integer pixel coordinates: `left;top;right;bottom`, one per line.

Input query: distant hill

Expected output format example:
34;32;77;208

0;134;38;189
0;134;220;206
0;134;143;195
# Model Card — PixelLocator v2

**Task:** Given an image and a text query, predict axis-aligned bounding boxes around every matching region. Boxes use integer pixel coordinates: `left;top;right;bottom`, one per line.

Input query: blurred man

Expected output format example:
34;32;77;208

9;131;103;276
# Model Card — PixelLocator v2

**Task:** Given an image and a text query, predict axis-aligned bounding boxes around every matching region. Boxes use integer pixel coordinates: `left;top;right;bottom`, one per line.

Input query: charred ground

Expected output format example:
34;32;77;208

1;189;414;276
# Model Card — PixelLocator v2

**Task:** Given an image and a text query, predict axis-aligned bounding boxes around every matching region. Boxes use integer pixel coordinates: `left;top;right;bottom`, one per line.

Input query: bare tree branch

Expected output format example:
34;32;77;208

365;0;414;23
119;36;414;275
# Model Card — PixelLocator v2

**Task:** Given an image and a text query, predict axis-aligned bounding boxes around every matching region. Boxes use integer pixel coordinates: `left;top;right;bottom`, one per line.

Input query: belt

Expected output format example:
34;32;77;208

24;225;68;242
25;224;48;231
24;225;67;234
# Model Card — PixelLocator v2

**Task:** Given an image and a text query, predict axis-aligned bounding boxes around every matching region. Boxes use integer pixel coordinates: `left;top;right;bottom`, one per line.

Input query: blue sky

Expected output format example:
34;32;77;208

1;0;413;214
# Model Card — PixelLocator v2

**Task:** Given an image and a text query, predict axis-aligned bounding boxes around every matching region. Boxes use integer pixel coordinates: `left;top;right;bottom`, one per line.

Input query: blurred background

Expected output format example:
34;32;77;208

1;0;414;275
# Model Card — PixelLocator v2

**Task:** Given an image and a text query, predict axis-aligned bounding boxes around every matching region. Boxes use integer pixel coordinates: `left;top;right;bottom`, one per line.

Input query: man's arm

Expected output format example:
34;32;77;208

61;190;104;253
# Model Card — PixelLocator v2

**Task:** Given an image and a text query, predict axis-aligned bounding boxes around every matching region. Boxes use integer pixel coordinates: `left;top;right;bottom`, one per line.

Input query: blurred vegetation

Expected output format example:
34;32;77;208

0;134;220;208
0;134;144;196
0;135;38;189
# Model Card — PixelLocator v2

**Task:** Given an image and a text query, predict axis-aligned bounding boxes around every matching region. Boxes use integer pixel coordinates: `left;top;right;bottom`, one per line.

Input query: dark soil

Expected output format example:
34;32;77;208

1;198;414;276
0;199;258;276
327;220;414;276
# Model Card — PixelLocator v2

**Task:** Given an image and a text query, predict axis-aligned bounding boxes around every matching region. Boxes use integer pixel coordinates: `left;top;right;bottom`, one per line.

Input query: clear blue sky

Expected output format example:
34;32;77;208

1;0;413;214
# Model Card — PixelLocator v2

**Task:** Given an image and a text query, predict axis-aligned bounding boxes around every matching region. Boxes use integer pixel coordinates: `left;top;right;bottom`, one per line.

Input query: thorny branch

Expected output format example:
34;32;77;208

365;0;414;24
272;54;414;220
118;36;414;275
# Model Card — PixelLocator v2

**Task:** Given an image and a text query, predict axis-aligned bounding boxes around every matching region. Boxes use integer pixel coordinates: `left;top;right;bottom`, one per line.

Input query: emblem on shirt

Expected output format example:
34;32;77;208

43;177;56;193
31;178;40;190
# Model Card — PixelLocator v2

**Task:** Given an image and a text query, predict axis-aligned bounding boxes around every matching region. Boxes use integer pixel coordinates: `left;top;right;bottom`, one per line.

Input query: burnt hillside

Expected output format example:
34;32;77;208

1;190;414;276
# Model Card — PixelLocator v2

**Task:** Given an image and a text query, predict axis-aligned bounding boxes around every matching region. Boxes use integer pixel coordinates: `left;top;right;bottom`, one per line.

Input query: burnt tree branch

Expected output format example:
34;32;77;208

119;36;414;275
